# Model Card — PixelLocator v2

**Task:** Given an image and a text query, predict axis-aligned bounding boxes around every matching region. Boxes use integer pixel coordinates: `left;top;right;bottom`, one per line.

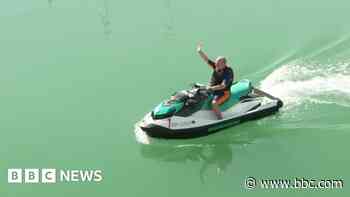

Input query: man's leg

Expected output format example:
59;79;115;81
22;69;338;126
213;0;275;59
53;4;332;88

212;91;230;119
211;100;223;119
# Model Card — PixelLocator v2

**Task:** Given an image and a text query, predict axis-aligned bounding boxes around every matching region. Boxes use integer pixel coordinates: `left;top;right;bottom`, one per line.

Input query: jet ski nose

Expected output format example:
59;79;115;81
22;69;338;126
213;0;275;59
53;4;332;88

140;123;152;130
139;123;162;136
138;120;147;128
139;119;153;130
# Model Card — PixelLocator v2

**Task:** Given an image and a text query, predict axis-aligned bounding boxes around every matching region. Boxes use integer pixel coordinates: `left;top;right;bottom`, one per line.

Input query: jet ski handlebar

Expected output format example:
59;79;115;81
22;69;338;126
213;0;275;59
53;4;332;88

191;83;207;89
188;83;213;97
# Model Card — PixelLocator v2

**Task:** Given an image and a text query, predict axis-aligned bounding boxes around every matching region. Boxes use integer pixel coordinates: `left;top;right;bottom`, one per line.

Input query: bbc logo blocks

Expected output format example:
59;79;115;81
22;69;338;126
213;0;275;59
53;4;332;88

8;169;56;183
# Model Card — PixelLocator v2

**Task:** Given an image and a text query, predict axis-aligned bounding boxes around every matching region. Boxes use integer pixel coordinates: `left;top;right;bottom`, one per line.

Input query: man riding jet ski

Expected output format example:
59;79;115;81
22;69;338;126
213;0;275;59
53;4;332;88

137;44;283;139
197;42;234;119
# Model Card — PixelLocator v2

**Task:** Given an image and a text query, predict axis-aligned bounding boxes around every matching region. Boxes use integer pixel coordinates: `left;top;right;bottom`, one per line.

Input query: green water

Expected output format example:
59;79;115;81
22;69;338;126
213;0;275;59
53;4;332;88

1;0;350;196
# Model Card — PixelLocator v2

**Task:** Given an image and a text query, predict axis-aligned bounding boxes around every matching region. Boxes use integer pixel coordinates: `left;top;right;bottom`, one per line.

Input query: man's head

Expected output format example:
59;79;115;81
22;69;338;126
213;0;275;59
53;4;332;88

215;56;227;72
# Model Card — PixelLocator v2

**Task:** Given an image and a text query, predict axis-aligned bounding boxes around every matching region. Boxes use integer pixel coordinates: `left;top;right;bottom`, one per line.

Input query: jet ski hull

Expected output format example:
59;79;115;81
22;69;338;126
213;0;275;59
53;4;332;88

140;99;282;139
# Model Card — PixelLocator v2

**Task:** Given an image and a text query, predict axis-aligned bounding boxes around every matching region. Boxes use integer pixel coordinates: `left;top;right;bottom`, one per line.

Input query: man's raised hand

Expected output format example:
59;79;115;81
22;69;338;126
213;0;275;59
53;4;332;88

197;42;203;52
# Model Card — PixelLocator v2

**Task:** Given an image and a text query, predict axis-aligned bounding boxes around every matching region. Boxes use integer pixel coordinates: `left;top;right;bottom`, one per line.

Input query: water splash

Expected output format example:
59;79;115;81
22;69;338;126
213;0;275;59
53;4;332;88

134;123;150;144
259;61;350;109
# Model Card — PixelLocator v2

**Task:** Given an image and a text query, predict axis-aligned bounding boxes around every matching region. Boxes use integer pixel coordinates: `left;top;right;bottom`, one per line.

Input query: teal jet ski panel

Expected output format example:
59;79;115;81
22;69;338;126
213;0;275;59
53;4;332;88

221;79;252;111
203;79;252;111
152;90;188;119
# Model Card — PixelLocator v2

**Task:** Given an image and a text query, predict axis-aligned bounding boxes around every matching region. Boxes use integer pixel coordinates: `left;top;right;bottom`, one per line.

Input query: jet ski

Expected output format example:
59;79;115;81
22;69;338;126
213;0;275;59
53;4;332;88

138;79;283;139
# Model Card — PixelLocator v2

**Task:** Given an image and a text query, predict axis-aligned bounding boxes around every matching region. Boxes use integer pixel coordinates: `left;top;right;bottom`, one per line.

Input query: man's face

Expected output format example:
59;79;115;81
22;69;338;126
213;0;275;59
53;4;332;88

215;59;226;72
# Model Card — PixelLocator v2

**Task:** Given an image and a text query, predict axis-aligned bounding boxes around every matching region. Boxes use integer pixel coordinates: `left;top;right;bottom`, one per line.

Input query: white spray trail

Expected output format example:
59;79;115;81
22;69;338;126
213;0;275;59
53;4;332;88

259;62;350;110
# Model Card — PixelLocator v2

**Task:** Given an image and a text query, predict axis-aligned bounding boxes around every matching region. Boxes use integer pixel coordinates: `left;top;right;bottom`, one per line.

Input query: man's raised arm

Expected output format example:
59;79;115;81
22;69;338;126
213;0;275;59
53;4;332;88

197;43;215;68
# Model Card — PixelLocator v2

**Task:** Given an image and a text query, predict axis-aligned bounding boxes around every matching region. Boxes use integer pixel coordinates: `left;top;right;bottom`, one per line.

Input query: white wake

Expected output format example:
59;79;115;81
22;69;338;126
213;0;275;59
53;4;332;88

259;61;350;110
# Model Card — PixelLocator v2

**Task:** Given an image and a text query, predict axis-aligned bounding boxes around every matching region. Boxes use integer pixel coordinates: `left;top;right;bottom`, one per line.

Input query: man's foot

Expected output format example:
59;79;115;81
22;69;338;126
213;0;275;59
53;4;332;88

212;108;223;120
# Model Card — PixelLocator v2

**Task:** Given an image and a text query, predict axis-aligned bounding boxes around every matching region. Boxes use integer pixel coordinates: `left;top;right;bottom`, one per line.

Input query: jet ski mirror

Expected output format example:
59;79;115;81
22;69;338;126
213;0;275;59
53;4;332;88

191;83;206;89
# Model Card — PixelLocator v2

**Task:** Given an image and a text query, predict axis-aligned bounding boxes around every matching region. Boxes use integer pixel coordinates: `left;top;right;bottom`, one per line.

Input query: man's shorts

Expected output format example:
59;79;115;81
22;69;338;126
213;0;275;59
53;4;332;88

213;90;230;105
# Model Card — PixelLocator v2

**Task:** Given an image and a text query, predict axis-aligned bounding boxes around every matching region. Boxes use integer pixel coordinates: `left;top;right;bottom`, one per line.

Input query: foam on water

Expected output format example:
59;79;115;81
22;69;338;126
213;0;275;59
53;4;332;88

259;61;350;110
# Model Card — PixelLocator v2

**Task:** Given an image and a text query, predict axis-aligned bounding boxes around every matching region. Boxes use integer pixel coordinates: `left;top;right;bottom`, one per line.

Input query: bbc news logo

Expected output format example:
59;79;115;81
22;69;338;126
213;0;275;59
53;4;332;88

8;169;103;183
